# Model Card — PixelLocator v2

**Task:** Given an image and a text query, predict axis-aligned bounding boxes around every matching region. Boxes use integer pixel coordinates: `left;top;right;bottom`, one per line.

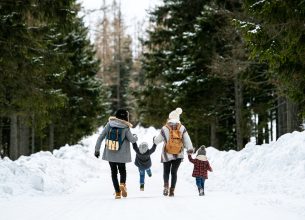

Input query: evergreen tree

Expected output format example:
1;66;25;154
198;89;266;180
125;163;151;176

0;0;108;159
238;0;305;133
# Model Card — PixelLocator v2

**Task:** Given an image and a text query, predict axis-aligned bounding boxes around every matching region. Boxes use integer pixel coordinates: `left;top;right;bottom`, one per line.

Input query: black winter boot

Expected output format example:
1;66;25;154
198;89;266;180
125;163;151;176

163;183;169;196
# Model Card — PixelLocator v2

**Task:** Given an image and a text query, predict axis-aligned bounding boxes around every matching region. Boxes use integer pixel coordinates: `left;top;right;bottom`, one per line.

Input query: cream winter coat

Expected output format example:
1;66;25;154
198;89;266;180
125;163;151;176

153;122;193;162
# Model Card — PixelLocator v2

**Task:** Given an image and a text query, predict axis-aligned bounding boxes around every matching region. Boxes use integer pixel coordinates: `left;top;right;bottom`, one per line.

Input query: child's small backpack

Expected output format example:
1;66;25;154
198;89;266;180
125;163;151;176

105;127;123;151
165;124;183;154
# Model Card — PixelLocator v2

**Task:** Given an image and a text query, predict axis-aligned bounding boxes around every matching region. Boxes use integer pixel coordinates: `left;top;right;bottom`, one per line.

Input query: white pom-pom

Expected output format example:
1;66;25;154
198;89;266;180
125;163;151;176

175;107;182;115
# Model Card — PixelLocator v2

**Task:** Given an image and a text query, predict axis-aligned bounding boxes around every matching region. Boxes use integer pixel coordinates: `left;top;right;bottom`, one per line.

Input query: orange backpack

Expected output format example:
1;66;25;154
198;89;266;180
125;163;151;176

165;124;183;154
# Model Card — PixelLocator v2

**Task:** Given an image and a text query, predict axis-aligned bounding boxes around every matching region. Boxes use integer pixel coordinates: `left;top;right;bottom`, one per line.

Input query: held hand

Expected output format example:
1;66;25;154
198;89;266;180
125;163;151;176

94;151;100;158
133;134;138;140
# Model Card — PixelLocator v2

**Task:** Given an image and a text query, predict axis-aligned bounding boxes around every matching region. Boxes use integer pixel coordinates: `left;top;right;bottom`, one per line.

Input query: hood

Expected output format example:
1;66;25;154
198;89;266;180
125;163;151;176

196;155;208;161
108;116;133;128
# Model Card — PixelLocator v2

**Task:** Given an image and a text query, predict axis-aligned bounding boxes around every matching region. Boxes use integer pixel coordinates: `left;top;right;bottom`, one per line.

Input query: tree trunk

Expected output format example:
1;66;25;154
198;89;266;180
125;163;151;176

49;123;54;151
257;114;263;145
270;110;274;142
19;116;30;156
0;117;3;158
234;74;243;150
276;97;300;139
20;116;30;156
9;114;18;160
276;96;287;138
210;117;219;149
0;117;2;147
287;100;300;132
257;112;268;144
31;114;35;153
264;114;269;144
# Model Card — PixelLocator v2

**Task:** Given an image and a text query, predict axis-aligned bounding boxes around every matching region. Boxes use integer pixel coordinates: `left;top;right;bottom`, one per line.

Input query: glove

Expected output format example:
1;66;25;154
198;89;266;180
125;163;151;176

133;134;138;140
94;151;100;158
186;149;194;154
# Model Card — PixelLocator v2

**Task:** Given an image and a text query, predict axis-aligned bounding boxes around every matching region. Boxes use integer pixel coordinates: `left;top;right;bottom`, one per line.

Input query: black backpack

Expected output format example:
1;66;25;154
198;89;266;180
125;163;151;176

105;127;123;151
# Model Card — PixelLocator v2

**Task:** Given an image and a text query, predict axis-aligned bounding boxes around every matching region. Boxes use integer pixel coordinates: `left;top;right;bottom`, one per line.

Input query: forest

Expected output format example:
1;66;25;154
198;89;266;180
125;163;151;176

1;0;305;159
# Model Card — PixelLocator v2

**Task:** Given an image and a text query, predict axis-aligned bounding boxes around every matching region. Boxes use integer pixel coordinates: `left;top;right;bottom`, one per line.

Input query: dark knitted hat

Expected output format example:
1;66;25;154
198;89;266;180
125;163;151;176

197;145;206;156
115;109;129;122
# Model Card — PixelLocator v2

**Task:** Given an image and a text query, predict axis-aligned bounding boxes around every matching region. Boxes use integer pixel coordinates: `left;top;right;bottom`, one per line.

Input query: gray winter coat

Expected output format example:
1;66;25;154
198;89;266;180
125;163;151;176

95;117;138;163
153;122;193;163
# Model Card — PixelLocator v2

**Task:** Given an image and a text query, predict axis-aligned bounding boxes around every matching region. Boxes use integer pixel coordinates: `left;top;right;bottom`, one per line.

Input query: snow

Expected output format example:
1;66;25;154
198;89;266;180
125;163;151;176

0;126;305;220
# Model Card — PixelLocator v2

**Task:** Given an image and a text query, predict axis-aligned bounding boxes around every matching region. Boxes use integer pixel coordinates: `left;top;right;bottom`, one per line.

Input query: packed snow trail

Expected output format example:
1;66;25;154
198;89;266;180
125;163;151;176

0;164;302;220
0;126;305;220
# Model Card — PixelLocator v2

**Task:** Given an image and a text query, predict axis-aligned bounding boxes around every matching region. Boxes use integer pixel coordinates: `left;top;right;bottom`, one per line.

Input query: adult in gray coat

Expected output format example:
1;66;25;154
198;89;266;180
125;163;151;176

153;107;194;197
95;109;138;199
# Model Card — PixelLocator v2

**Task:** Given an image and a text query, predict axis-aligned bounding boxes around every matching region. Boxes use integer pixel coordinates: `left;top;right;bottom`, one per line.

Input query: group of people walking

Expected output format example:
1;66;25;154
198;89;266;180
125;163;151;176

94;107;213;199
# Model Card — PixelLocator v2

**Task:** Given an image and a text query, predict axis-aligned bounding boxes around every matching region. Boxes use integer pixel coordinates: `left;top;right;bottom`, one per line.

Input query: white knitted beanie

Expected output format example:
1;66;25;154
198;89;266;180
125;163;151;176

139;142;149;154
168;107;183;123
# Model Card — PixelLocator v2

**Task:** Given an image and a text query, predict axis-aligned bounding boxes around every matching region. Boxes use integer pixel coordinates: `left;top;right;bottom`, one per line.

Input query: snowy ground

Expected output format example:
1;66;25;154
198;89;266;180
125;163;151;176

1;126;305;220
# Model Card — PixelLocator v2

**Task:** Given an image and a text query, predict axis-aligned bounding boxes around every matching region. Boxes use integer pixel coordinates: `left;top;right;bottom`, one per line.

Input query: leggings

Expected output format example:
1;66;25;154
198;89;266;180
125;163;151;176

109;162;126;193
163;159;182;188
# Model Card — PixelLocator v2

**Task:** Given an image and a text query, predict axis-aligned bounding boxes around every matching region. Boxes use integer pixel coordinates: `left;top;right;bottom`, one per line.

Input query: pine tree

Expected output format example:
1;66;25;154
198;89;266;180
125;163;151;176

238;0;305;134
0;0;108;159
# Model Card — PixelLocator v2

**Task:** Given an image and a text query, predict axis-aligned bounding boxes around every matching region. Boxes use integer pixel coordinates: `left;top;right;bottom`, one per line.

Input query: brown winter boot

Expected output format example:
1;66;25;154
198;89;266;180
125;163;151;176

115;191;121;199
169;188;175;197
120;183;127;197
163;183;169;196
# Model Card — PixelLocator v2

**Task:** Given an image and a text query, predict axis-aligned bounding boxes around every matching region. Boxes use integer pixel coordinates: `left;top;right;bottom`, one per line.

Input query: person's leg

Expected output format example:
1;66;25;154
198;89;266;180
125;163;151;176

117;163;127;197
170;158;182;189
146;168;152;177
195;177;202;189
117;163;126;184
169;159;182;196
163;161;171;195
139;168;145;184
201;177;205;195
139;168;145;190
109;162;120;193
195;177;204;195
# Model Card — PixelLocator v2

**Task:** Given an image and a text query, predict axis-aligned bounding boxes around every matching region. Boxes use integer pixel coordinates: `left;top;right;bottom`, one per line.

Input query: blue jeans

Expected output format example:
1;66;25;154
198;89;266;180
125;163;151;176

195;177;205;189
139;168;152;184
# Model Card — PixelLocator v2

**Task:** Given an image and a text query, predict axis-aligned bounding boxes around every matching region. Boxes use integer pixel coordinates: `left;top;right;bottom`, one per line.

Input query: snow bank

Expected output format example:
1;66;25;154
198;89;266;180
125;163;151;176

0;143;102;197
1;126;305;201
206;130;305;199
0;125;159;197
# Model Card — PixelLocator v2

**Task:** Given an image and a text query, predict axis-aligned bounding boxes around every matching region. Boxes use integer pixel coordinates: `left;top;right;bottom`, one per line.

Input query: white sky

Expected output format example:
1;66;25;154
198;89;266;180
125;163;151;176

78;0;162;43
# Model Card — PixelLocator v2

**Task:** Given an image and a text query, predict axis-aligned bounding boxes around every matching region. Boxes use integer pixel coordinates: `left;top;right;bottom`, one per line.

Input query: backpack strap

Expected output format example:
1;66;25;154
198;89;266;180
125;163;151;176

165;123;182;138
177;124;182;138
107;127;112;139
165;124;172;131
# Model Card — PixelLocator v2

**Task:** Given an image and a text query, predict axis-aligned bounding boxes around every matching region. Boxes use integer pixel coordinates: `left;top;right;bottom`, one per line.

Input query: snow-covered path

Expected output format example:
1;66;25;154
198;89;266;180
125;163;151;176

1;126;305;220
0;160;303;220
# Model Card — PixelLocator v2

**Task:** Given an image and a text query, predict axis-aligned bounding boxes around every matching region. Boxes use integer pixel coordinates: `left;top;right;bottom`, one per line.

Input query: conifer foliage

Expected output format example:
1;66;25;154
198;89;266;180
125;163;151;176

0;0;107;159
138;0;303;150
